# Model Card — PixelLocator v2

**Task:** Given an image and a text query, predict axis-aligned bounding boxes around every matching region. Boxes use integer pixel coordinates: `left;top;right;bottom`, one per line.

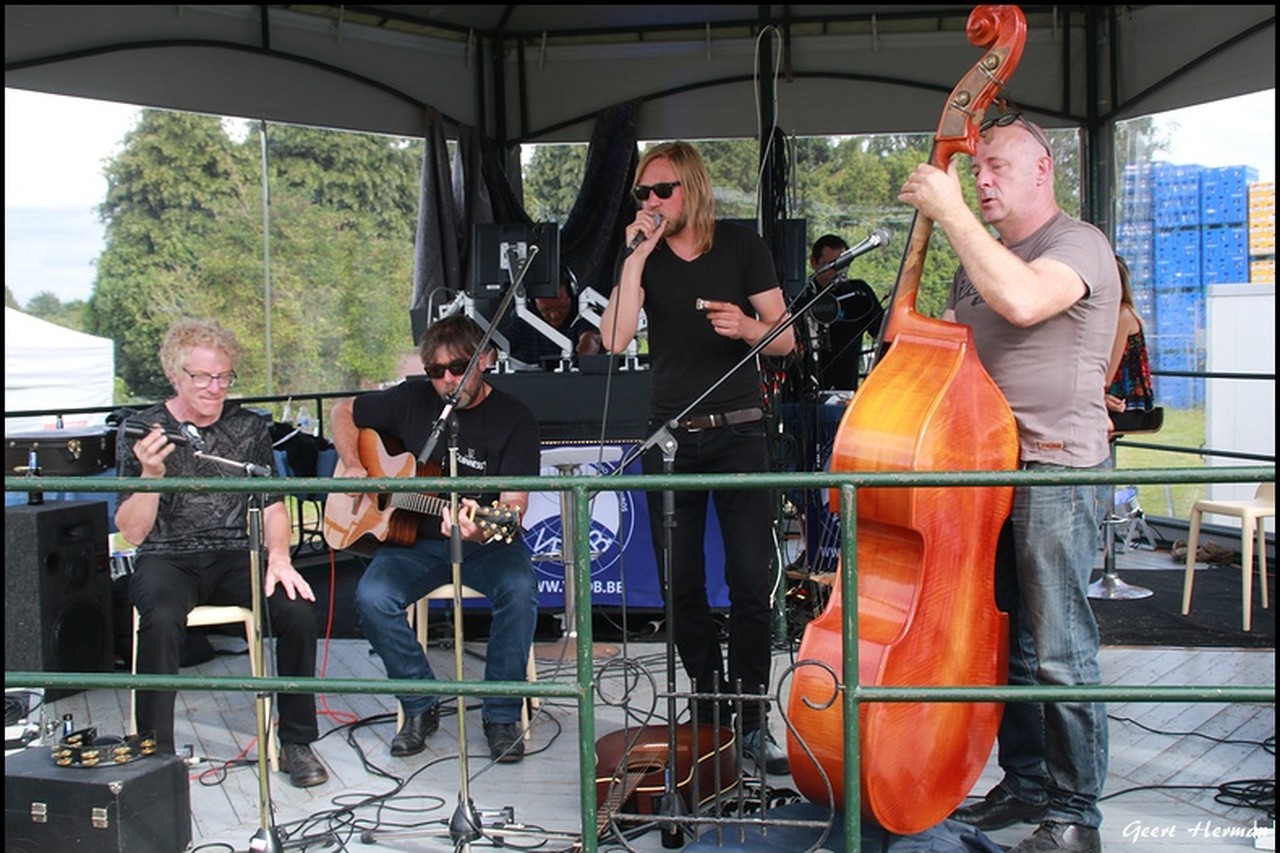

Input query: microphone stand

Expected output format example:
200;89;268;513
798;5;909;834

418;244;538;468
396;246;538;849
443;418;484;848
189;447;279;853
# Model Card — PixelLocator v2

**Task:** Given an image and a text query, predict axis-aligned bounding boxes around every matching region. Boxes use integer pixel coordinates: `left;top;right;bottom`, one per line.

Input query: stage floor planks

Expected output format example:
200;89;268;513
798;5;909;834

12;546;1275;853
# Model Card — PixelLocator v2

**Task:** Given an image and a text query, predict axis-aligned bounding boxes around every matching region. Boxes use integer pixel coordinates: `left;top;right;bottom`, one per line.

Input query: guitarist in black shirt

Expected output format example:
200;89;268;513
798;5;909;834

329;313;541;763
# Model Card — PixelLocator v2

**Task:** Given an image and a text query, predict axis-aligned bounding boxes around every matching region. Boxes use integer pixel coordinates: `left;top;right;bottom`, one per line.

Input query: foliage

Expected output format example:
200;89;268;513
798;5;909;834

24;291;88;331
523;144;587;223
80;109;1171;408
87;109;419;401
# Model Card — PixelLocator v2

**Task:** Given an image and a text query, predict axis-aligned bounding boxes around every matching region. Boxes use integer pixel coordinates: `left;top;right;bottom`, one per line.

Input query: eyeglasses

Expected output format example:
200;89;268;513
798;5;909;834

183;369;237;389
424;359;472;380
632;181;682;202
980;112;1053;158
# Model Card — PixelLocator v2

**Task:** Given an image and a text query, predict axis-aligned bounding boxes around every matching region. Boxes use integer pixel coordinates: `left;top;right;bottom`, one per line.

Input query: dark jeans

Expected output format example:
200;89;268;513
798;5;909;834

130;550;319;753
354;537;538;723
992;465;1109;827
643;420;777;731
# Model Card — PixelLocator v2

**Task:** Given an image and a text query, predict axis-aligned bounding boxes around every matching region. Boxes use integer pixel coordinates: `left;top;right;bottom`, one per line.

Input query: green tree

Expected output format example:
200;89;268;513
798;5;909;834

87;109;248;398
523;144;587;223
86;109;421;400
25;291;87;332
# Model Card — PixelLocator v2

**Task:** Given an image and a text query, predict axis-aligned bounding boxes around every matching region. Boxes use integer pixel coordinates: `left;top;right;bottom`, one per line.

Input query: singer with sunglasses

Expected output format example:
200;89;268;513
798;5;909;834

600;141;796;776
329;313;540;764
898;111;1118;853
116;318;329;788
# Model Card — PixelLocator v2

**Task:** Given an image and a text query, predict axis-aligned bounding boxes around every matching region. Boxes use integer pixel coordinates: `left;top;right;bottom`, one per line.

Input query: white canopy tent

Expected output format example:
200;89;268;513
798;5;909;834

4;307;115;433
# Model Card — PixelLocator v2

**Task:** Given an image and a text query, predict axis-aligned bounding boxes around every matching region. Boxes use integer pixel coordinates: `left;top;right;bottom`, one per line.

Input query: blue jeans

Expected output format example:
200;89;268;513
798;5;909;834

355;537;537;723
994;464;1109;827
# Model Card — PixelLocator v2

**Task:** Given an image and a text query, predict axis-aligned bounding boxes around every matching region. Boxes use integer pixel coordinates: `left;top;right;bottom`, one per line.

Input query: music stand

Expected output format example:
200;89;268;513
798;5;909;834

535;445;623;662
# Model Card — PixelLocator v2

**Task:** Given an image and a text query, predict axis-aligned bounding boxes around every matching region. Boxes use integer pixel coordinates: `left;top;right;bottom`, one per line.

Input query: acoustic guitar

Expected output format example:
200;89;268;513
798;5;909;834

322;428;520;554
594;723;738;837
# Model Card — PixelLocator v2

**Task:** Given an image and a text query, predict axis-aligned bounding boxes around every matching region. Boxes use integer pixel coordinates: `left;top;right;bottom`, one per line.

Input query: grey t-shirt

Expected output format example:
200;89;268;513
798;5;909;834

948;211;1119;468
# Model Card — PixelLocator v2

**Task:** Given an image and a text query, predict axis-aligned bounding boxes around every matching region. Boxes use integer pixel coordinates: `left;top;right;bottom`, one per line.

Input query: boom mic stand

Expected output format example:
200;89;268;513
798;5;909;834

387;243;539;850
183;435;280;853
607;246;886;847
443;419;484;848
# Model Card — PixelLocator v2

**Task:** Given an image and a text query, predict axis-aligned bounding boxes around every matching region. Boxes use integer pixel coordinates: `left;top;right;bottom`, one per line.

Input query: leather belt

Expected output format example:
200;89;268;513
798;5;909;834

675;407;765;432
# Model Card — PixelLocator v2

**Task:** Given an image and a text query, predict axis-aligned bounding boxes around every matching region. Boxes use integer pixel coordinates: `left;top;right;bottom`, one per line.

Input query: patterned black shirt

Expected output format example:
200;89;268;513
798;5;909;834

115;401;282;555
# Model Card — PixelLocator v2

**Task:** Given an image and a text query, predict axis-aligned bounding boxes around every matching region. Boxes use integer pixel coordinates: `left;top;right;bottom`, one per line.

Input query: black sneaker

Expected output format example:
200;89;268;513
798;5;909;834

741;726;789;775
483;721;525;764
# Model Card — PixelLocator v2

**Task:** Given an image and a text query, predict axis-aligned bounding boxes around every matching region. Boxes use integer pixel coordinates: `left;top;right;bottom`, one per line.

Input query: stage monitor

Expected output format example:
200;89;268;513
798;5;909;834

722;218;808;300
470;222;561;301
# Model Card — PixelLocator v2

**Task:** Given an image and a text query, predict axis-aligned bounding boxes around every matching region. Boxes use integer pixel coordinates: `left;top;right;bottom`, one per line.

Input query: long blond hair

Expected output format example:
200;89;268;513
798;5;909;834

636;141;716;255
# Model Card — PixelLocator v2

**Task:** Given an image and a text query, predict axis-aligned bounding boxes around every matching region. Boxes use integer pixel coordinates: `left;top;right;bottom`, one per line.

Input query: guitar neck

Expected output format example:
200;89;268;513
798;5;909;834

389;492;450;518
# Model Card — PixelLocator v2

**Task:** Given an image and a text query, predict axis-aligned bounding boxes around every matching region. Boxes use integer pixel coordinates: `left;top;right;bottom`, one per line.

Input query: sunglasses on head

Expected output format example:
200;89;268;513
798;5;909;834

632;181;682;202
423;358;472;380
979;111;1053;158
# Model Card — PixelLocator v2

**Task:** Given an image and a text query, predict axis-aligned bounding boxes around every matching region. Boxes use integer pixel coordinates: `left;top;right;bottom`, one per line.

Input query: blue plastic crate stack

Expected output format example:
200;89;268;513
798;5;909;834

1116;162;1261;408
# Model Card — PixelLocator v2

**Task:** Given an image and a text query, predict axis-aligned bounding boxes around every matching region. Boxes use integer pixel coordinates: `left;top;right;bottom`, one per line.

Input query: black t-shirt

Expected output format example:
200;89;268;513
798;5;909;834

351;378;541;512
639;221;779;419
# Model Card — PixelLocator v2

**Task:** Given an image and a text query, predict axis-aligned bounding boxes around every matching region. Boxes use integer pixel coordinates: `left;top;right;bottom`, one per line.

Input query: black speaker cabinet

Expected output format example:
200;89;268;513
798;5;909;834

4;748;191;853
4;502;114;696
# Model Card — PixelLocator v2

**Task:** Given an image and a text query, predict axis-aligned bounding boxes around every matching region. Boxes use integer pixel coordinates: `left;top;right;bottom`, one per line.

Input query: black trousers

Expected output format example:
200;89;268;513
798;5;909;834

130;549;319;753
643;420;777;731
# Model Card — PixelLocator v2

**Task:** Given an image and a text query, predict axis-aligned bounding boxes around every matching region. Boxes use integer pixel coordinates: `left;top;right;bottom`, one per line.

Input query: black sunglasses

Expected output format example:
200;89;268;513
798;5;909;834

632;181;682;202
423;358;472;380
980;112;1053;158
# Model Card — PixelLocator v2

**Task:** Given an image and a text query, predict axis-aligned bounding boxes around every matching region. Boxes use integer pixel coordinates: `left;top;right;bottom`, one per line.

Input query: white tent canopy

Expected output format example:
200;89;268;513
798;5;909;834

4;307;114;433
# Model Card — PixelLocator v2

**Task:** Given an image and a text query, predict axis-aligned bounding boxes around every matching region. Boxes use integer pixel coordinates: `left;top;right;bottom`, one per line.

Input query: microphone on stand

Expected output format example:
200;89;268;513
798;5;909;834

811;279;884;326
623;213;663;256
812;227;893;278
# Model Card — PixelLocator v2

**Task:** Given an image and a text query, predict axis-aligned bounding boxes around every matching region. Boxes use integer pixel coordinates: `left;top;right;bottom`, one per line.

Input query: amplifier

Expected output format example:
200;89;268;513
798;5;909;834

487;369;651;441
6;427;116;476
4;747;190;853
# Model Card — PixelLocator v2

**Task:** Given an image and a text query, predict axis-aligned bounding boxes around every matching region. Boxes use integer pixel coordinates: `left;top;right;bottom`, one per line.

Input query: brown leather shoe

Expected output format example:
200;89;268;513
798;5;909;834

279;742;329;788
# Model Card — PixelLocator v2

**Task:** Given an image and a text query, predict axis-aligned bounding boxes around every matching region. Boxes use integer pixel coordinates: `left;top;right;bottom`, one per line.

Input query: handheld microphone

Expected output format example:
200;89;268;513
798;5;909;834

624;213;662;255
814;227;893;277
121;420;190;446
178;422;207;451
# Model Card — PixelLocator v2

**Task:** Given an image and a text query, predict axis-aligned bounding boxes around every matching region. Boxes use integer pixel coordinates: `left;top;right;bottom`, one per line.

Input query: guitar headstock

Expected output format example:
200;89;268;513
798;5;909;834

477;502;522;544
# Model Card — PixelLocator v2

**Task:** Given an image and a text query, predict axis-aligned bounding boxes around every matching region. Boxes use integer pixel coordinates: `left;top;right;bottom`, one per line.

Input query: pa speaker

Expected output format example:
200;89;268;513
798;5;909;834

4;502;113;695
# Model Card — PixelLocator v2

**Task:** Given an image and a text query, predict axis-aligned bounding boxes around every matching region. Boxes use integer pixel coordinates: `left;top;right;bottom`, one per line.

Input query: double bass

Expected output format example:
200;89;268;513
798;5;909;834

786;5;1025;835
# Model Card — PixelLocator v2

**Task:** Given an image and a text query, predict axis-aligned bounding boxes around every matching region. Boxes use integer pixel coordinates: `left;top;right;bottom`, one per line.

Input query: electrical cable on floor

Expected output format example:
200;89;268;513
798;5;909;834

1104;715;1275;819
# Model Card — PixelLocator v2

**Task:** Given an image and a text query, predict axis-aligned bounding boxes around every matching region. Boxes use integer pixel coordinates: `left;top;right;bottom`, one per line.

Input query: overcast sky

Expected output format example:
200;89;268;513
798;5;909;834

5;88;1276;306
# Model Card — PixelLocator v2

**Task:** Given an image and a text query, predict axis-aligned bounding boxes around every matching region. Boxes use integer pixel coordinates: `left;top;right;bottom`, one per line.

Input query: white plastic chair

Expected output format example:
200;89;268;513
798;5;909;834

1181;482;1274;631
131;605;278;769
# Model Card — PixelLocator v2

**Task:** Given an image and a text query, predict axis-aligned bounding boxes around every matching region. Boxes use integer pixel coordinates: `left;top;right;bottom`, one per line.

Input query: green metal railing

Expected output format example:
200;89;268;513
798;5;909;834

5;465;1275;852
